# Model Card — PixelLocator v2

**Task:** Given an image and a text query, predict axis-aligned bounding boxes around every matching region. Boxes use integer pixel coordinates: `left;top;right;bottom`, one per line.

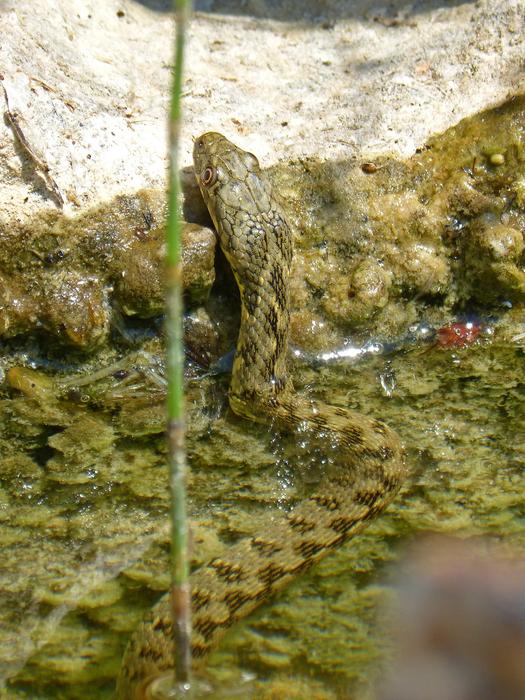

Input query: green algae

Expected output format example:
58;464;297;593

0;191;215;351
1;335;524;699
273;95;525;348
0;96;525;698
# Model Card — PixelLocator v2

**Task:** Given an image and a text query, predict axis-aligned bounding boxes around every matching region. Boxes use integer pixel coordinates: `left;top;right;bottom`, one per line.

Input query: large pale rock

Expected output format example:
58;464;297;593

0;0;523;218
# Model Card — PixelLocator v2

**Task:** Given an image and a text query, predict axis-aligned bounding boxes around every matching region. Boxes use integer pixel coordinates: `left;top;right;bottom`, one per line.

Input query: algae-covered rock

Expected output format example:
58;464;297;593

38;577;124;610
41;270;110;348
47;414;114;459
12;612;124;689
1;98;524;354
277;96;525;347
0;190;216;349
0;454;44;499
2;324;525;700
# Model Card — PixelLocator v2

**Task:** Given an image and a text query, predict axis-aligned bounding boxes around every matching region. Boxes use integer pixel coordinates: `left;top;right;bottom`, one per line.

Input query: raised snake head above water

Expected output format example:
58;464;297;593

194;132;293;410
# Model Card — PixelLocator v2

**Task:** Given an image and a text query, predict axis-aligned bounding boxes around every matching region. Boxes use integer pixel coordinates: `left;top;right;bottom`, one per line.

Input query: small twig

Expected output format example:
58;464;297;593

29;76;77;112
1;79;64;207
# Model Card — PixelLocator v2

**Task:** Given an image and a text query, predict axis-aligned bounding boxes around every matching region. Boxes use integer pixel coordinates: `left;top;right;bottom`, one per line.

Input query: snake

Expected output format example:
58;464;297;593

117;133;407;698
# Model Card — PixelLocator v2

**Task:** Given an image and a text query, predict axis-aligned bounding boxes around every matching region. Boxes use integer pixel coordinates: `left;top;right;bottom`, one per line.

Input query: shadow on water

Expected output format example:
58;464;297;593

132;0;474;22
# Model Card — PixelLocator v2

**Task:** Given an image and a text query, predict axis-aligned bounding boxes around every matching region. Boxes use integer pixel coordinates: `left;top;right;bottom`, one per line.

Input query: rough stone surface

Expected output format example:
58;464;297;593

0;0;524;219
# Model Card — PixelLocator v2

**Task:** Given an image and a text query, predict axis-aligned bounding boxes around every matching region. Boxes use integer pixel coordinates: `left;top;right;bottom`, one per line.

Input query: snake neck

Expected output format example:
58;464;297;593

226;223;294;422
229;293;291;419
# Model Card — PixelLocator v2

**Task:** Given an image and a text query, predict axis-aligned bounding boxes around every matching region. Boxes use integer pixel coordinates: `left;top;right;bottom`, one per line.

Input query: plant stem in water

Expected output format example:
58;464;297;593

166;0;192;686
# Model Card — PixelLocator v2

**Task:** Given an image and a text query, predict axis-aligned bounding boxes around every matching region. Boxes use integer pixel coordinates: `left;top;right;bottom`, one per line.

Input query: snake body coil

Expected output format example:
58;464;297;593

117;133;407;698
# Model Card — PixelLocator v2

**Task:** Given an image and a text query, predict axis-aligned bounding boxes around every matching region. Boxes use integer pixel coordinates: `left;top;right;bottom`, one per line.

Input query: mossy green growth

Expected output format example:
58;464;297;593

1;334;524;699
0;190;215;351
271;95;525;348
1;96;524;355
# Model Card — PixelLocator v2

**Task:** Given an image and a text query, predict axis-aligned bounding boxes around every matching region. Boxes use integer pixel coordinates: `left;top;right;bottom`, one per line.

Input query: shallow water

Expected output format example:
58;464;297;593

1;331;524;700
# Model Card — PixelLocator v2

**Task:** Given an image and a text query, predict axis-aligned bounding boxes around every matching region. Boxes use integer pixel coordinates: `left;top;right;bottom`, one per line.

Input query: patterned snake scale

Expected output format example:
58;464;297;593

117;133;408;698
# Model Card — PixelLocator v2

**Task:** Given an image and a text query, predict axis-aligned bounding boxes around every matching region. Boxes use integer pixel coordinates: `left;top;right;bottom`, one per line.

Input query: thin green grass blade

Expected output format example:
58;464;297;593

166;0;192;687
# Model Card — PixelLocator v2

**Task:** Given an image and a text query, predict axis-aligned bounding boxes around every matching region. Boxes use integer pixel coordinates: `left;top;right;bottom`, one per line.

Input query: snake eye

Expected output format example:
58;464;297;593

201;165;218;187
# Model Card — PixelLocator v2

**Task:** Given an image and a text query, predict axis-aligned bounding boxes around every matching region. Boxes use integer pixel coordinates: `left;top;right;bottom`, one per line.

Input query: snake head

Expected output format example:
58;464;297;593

192;132;271;240
193;132;260;188
192;132;291;299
